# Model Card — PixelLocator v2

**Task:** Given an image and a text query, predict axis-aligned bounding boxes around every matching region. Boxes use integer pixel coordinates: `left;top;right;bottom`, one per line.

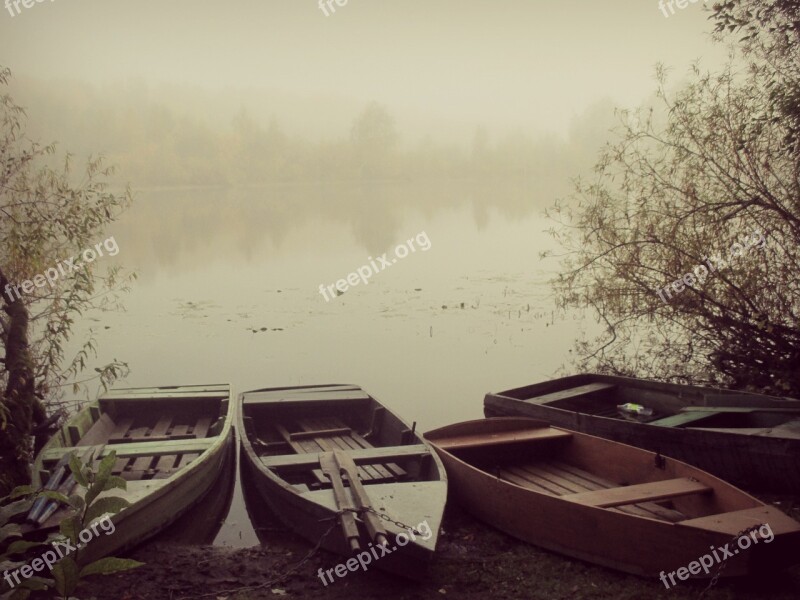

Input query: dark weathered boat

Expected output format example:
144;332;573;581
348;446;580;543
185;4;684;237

426;417;800;579
30;384;234;562
238;384;447;577
483;374;800;492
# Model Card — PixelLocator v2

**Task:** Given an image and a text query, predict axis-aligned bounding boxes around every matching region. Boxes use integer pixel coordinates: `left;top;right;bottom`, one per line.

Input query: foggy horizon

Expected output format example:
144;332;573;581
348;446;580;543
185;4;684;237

2;1;729;144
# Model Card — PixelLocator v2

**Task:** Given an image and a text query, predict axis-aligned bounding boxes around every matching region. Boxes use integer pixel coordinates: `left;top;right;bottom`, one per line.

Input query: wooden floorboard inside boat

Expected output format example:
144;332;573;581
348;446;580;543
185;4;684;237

496;459;686;523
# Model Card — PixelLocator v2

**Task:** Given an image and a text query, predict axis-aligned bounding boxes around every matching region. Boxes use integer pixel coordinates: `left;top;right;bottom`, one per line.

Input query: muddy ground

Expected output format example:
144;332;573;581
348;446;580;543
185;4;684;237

74;499;800;600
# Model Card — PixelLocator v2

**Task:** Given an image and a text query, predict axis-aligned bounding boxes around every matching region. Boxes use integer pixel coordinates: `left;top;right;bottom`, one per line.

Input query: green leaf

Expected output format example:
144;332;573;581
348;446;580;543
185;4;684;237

39;491;70;506
97;451;116;481
68;454;88;488
17;576;52;591
101;476;126;492
8;487;36;500
85;451;118;506
51;557;79;597
79;557;143;578
84;497;128;524
0;499;33;526
5;540;43;556
67;494;85;512
59;516;81;544
0;524;22;545
0;559;25;572
2;588;31;600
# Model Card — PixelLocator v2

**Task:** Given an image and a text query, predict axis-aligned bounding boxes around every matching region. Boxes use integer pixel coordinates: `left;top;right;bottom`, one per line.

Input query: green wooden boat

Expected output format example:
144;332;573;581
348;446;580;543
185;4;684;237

29;384;234;563
238;384;447;578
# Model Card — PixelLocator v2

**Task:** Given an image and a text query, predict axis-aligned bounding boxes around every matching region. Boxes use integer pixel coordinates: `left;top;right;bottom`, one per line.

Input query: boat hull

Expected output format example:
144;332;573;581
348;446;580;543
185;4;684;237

484;374;800;492
30;384;235;564
238;383;447;579
427;417;800;579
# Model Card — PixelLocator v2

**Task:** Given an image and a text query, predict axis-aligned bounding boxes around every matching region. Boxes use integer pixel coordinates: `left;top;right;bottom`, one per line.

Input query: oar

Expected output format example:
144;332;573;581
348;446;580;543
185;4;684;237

333;450;388;547
27;452;71;523
319;452;361;552
31;445;103;526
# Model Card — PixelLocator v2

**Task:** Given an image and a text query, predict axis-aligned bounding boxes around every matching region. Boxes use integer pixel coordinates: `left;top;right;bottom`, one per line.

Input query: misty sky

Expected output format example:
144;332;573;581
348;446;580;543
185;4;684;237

0;1;728;137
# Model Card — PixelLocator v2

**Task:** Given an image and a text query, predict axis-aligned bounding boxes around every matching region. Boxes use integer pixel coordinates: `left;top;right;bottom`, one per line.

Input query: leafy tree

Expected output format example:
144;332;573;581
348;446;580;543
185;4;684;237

712;0;800;153
0;67;133;495
547;55;800;395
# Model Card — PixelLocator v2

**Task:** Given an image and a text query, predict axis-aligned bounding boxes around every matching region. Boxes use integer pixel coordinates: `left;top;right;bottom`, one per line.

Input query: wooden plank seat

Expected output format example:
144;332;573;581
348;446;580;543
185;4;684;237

42;437;216;464
677;506;799;535
261;444;430;472
289;427;352;441
649;411;717;428
50;445;210;482
565;477;712;508
679;406;800;413
529;382;616;404
434;427;572;451
497;460;687;523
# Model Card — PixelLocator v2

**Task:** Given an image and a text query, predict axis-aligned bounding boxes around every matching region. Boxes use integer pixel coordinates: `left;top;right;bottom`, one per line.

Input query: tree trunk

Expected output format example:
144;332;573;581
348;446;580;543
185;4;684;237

0;269;45;496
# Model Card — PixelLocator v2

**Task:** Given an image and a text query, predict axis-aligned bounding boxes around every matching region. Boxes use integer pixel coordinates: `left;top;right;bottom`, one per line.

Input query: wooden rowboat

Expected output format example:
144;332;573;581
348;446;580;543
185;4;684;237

484;374;800;492
426;417;800;578
238;384;447;577
30;384;234;562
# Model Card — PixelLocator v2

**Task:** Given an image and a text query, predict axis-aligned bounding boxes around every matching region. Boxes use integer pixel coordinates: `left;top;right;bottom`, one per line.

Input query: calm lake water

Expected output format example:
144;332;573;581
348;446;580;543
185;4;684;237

69;180;593;547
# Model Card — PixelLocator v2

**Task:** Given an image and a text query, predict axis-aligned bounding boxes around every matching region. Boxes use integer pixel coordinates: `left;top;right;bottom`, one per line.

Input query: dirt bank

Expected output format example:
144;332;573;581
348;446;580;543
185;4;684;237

76;501;800;600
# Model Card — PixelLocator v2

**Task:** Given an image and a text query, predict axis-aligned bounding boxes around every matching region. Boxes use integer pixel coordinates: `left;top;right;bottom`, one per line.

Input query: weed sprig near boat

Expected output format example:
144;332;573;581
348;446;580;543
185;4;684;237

317;519;433;586
3;515;116;590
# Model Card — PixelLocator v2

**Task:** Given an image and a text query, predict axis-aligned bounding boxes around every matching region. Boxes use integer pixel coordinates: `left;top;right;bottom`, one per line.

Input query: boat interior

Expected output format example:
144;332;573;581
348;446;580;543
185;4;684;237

509;380;800;436
241;385;440;491
430;419;794;534
38;385;230;483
